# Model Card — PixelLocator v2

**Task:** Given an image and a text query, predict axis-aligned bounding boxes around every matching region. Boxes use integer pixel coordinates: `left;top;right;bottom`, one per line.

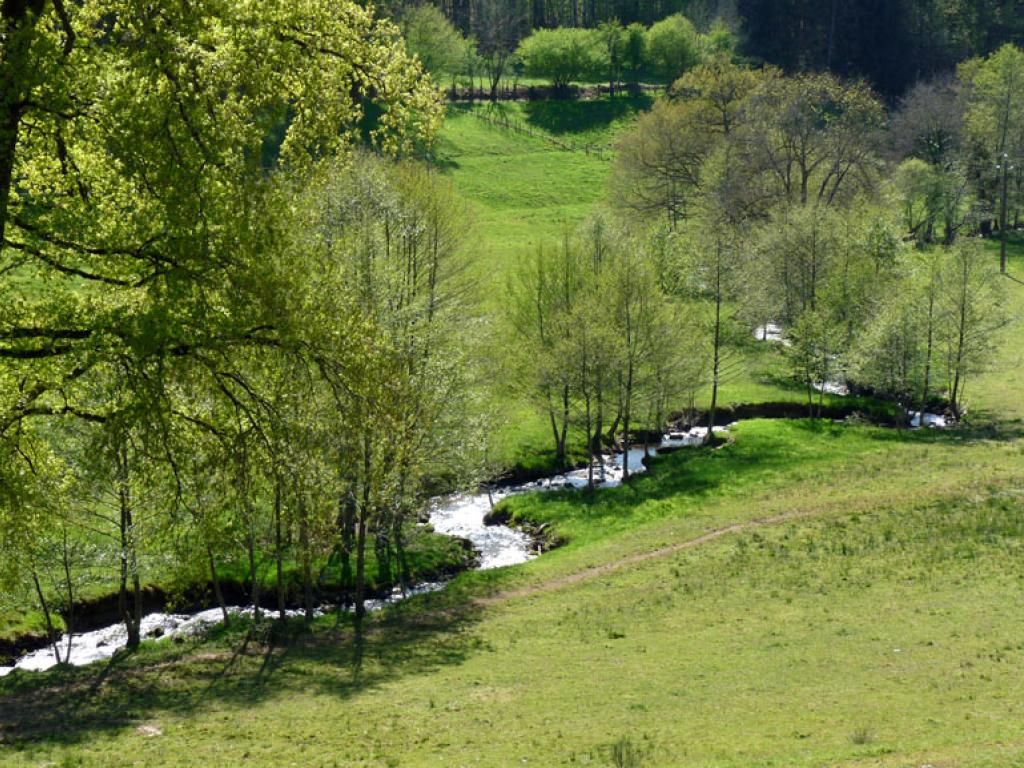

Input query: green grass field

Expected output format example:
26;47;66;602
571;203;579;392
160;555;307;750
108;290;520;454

2;100;1024;768
435;104;616;282
2;412;1022;766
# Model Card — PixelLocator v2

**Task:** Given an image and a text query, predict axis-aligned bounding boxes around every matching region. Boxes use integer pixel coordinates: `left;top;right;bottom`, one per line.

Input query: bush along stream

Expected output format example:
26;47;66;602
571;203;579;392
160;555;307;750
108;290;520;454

0;406;953;678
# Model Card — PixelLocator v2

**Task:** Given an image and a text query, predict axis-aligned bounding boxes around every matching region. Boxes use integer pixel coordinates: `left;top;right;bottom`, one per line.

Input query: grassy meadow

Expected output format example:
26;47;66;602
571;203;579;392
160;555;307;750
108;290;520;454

2;97;1024;768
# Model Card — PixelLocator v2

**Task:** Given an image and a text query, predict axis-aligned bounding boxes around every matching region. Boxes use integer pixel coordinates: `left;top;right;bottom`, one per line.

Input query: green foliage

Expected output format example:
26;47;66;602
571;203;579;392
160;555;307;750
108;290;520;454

401;4;469;77
517;27;607;89
645;13;701;82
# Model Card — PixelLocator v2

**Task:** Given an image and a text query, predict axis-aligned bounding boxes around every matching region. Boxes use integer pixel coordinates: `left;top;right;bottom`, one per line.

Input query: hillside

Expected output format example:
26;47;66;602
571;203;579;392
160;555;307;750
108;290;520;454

3;90;1023;767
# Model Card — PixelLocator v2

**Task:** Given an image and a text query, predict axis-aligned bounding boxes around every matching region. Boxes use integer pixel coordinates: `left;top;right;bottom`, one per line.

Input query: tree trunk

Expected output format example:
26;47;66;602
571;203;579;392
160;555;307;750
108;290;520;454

392;515;410;594
594;379;606;483
354;513;368;623
59;527;75;663
951;262;969;416
31;569;61;665
0;1;42;248
298;492;314;622
274;477;286;620
339;491;355;591
207;545;229;625
706;251;722;446
921;287;935;406
246;519;260;622
621;328;635;479
999;159;1009;274
355;435;371;623
117;440;142;650
558;384;570;466
584;393;595;489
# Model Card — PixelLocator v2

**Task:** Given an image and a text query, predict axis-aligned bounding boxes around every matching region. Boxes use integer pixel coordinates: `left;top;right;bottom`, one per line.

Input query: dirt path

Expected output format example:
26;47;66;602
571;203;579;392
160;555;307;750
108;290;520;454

474;510;802;607
473;444;1019;609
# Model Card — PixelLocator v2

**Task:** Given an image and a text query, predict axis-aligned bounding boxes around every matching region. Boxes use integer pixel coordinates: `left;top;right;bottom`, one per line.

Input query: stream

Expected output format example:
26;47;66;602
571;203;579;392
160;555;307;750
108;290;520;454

0;429;719;678
1;387;948;679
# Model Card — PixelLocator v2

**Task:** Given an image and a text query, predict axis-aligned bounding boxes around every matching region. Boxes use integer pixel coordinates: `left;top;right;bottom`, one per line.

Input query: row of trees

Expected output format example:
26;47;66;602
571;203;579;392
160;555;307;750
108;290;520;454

389;0;1024;97
508;219;704;483
611;45;1024;257
386;0;733;35
517;14;733;91
737;0;1024;97
614;53;1012;415
508;51;1011;470
892;44;1024;273
0;0;484;659
401;5;732;97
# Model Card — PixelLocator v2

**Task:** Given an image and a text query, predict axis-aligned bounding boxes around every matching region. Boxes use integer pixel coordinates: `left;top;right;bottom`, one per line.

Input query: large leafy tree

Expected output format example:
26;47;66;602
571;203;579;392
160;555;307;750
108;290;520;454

0;0;442;438
0;0;443;645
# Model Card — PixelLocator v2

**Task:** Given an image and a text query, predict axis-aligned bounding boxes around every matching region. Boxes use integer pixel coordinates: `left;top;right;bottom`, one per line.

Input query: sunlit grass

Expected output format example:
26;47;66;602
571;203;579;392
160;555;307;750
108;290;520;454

3;418;1023;767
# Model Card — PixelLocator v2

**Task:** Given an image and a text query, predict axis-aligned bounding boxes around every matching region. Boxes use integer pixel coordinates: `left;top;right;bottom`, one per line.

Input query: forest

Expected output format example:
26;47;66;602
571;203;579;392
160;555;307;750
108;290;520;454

386;0;1024;95
1;1;1023;767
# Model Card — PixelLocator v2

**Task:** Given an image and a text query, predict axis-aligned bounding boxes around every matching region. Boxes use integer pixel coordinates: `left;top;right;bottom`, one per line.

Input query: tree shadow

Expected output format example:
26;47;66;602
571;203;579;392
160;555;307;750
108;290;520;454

857;417;1024;446
521;94;653;137
0;593;488;750
501;413;1024;542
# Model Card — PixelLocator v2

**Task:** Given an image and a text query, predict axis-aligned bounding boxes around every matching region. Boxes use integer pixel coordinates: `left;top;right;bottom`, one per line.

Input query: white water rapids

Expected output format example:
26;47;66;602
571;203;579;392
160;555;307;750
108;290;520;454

0;429;720;677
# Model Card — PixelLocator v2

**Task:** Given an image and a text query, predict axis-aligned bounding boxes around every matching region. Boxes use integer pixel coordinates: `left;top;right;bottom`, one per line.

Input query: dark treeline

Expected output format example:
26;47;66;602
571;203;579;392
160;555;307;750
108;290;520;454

385;0;1024;96
738;0;1024;96
384;0;724;30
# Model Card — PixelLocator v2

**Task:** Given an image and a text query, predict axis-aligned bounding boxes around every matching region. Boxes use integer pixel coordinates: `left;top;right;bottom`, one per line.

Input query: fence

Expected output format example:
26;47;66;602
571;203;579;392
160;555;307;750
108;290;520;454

467;108;613;161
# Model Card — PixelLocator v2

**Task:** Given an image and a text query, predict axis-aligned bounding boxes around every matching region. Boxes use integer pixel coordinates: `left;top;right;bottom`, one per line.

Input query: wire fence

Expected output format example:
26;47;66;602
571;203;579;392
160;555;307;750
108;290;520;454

468;109;614;161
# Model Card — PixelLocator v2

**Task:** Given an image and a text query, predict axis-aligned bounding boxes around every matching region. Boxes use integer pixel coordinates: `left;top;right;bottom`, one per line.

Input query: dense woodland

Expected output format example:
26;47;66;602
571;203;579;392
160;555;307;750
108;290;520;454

0;0;1021;725
385;0;1024;95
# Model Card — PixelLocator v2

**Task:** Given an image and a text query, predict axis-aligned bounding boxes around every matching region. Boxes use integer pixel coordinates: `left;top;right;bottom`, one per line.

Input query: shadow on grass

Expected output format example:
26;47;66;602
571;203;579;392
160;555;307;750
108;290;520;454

521;94;653;137
501;416;1024;538
0;593;489;750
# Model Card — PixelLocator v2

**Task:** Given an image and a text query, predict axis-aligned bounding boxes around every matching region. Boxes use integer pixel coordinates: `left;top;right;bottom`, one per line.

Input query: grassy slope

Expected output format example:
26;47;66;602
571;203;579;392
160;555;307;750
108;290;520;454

2;417;1022;767
2;103;1024;767
435;104;616;283
2;248;1022;766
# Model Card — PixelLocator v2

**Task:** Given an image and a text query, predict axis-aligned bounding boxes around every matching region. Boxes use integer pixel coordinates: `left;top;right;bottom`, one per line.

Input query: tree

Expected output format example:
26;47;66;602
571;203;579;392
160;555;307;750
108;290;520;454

670;53;760;137
892;158;973;245
939;240;1008;415
0;0;446;643
889;76;964;169
743;71;885;207
673;208;744;441
960;44;1024;273
612;99;715;227
623;22;647;91
288;154;483;620
597;19;627;95
401;4;470;79
852;248;944;407
0;0;443;445
508;239;582;467
518;27;606;90
645;13;702;84
472;0;525;100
